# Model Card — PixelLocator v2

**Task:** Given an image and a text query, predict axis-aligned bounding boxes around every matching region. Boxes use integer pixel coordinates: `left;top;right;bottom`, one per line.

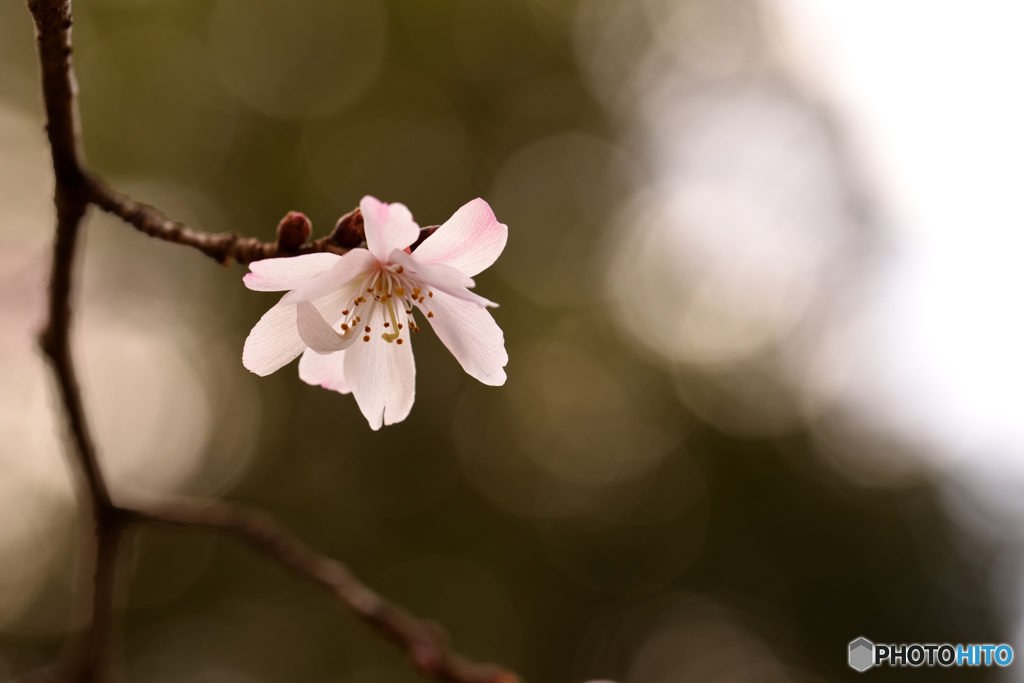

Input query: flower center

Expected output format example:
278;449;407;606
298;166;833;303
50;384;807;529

335;264;433;345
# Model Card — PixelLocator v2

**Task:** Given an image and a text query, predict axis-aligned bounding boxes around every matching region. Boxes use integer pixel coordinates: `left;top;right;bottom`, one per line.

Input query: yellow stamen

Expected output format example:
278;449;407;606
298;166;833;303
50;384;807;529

381;296;402;342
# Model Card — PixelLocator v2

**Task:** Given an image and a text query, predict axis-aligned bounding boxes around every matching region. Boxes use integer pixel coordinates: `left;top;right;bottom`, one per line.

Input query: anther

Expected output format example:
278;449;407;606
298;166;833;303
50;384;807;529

428;291;433;298
396;287;405;296
412;287;421;297
428;312;434;318
342;309;349;315
396;338;404;345
396;266;404;274
365;326;371;333
397;323;403;330
384;322;390;328
341;324;349;331
363;335;370;342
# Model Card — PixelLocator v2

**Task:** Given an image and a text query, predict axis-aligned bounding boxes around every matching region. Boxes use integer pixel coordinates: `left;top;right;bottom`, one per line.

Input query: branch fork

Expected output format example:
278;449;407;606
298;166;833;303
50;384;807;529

24;1;518;681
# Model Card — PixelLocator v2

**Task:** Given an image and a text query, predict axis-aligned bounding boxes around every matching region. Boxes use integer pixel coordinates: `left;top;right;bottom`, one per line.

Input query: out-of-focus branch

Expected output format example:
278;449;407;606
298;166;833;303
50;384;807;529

122;501;518;683
29;1;125;681
25;1;520;682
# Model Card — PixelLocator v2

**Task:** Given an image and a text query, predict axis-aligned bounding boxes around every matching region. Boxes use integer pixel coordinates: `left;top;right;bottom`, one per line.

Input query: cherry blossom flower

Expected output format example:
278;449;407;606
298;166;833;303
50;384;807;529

241;196;508;430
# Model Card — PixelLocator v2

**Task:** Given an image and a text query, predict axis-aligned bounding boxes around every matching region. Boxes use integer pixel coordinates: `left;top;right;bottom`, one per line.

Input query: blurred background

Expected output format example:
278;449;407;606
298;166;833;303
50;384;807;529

1;0;1022;681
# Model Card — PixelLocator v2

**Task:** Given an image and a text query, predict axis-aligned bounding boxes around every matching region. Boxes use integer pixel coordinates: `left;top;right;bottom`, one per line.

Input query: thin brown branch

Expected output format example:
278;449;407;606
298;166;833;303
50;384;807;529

25;1;520;682
29;0;104;509
38;191;104;506
86;178;355;265
29;0;122;680
87;180;441;265
56;518;128;683
27;0;84;186
122;501;518;683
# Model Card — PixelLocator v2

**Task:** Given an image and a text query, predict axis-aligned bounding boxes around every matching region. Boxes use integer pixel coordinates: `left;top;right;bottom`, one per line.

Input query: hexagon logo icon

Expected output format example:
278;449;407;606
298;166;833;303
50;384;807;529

849;637;874;672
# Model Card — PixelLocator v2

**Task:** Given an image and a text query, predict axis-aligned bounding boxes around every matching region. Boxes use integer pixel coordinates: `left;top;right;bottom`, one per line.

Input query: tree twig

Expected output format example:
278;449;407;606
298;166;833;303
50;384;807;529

25;1;519;681
29;1;123;680
86;177;354;265
122;501;517;683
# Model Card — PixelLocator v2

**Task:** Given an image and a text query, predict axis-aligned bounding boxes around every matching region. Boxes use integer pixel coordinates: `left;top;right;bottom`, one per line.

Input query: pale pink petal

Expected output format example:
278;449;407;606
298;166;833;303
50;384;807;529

418;290;507;386
242;300;304;376
389;248;473;287
242;290;350;376
411;198;508;277
390;249;497;308
361;195;420;262
243;253;342;291
296;301;358;353
344;331;416;431
281;248;377;305
298;348;350;394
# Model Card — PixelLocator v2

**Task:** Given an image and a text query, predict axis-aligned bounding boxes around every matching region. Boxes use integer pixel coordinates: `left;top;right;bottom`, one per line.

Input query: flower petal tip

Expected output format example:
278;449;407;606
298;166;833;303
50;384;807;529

482;368;507;386
241;354;274;377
